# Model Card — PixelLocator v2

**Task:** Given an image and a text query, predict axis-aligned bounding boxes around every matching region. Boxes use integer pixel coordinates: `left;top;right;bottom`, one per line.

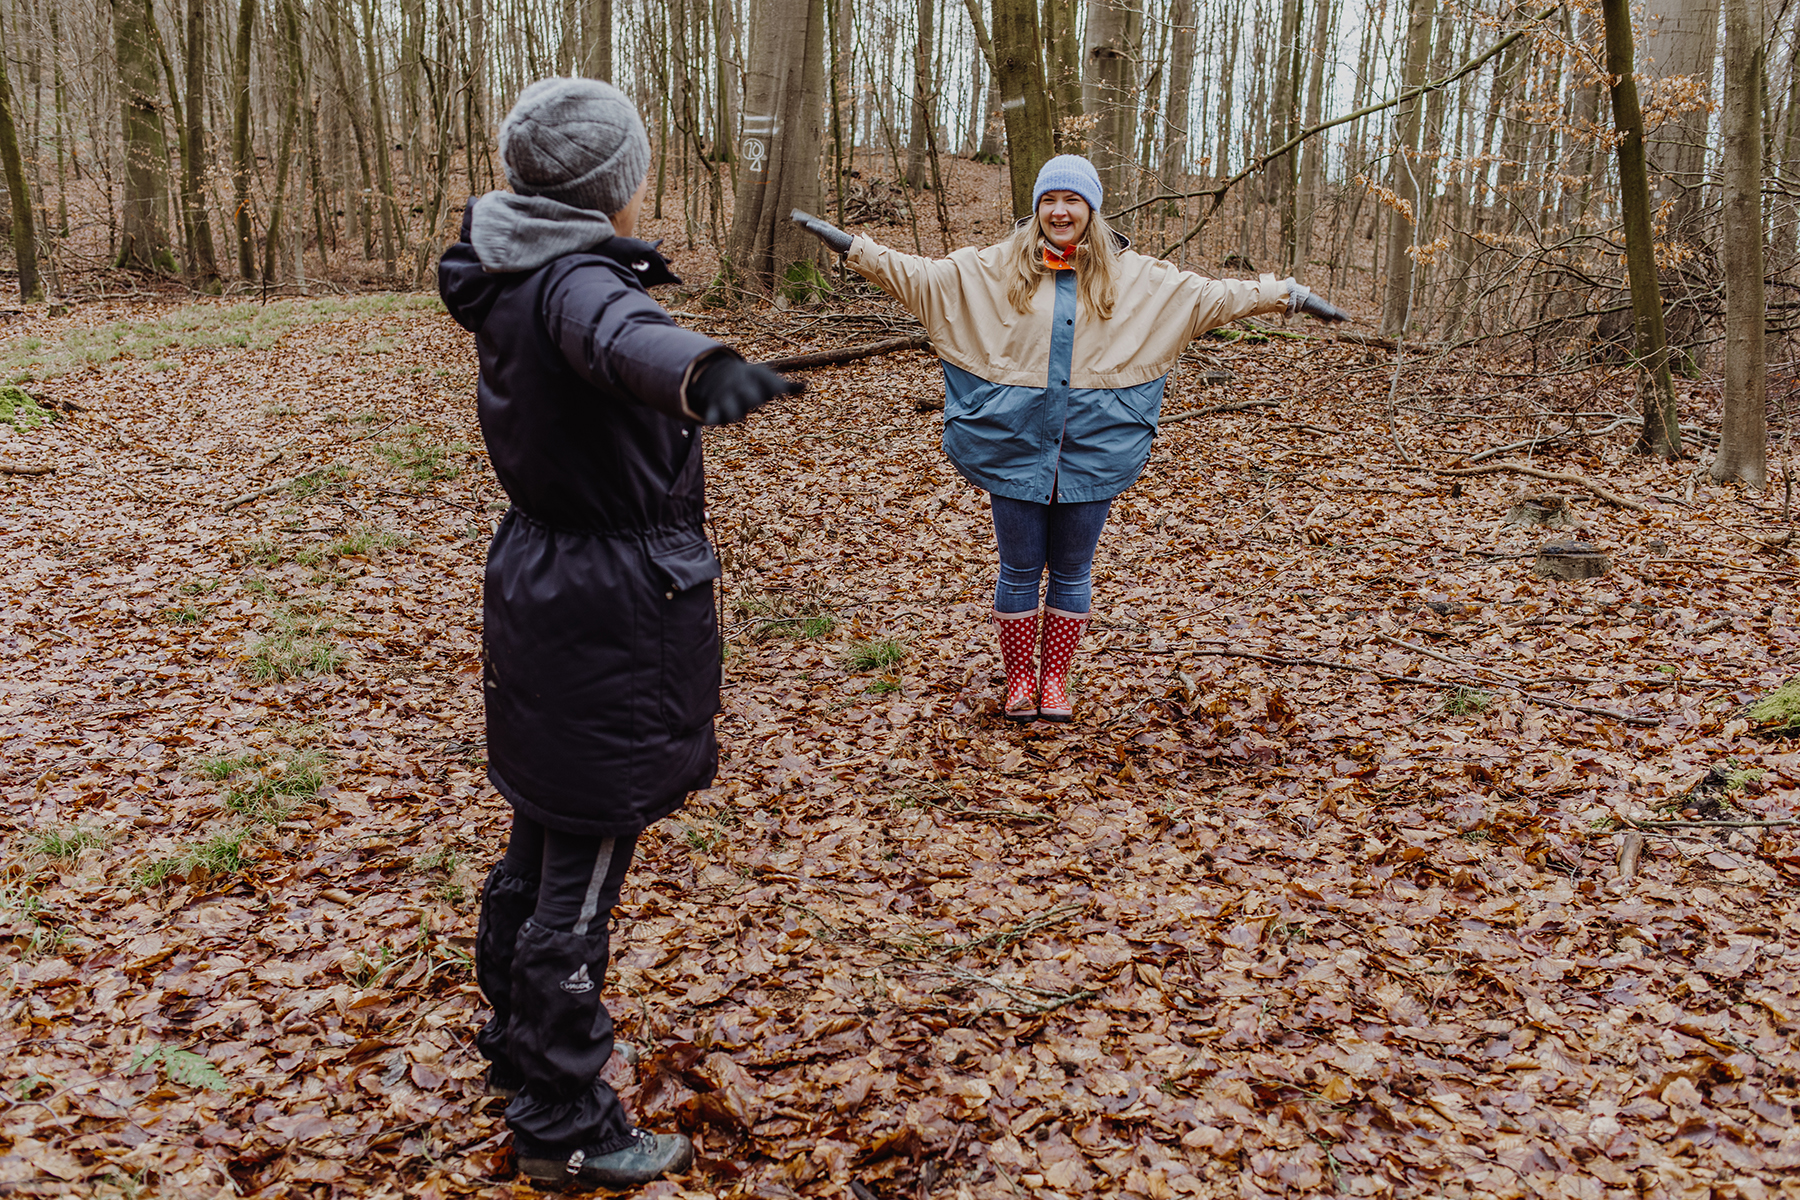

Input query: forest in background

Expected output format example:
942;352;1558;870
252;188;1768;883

0;0;1796;357
5;3;1800;1197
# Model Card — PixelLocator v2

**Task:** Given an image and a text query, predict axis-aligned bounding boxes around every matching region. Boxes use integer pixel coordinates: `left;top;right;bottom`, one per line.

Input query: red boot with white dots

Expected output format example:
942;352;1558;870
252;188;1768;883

993;609;1040;721
1037;608;1089;722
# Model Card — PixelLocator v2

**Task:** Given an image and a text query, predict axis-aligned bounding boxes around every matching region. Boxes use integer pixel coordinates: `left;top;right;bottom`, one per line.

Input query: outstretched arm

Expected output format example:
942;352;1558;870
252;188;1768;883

792;209;958;325
544;268;801;426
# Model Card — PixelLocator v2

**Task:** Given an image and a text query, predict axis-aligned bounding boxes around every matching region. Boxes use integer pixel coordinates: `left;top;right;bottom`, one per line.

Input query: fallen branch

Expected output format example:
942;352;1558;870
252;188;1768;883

1430;460;1646;511
1623;817;1798;830
1160;398;1279;423
220;479;292;511
1464;416;1636;465
0;462;56;476
760;335;932;372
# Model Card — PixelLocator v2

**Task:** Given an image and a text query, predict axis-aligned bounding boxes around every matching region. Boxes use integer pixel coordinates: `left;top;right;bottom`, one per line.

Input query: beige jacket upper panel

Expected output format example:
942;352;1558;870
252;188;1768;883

845;236;1291;389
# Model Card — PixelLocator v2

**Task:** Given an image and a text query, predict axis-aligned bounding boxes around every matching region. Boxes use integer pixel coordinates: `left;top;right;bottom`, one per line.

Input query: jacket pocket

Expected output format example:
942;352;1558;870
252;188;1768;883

645;531;722;735
1106;383;1163;427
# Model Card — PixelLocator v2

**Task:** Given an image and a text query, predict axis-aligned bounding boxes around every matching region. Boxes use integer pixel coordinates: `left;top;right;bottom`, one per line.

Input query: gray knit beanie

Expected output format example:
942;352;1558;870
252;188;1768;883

498;78;651;217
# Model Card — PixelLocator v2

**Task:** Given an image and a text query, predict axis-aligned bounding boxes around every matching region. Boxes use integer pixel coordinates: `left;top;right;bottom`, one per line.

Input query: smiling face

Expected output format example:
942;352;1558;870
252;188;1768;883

1037;190;1091;253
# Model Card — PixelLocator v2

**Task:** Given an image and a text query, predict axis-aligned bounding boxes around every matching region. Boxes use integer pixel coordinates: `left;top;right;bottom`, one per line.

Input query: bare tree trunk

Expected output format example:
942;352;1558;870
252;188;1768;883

1642;0;1720;370
1292;0;1332;267
1271;0;1302;268
1380;0;1434;336
1642;0;1720;240
1212;0;1240;180
828;0;849;219
1601;0;1682;459
582;0;613;78
113;0;174;272
1042;0;1082;150
264;0;303;285
0;0;41;300
961;30;984;157
991;0;1054;217
1082;0;1142;219
361;0;399;277
1713;0;1765;485
231;0;258;280
724;0;828;295
1160;0;1195;186
183;0;221;291
906;0;935;187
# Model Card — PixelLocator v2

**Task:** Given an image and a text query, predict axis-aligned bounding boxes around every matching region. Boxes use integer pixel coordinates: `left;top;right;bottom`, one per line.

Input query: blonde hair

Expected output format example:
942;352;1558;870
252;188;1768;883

1004;208;1123;320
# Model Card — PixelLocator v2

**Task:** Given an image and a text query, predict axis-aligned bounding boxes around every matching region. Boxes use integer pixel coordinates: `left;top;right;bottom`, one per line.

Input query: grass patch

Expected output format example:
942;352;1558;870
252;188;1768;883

195;751;260;781
289;462;355;498
845;637;906;672
333;523;404;558
415;845;467;904
1441;686;1494;716
0;878;45;923
31;825;110;860
374;429;470;482
236;537;286;569
0;384;55;428
233;523;401;573
131;858;183;890
163;603;210;625
245;608;343;681
211;748;330;821
135;828;254;890
0;294;444;384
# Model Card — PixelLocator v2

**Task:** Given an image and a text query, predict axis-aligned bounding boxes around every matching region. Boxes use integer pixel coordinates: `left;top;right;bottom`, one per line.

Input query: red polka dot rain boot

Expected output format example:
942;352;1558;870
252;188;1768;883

993;608;1040;721
1037;607;1089;722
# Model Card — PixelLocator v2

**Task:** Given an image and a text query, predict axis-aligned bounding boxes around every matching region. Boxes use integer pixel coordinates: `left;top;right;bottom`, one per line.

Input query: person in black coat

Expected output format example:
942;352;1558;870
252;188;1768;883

438;77;799;1191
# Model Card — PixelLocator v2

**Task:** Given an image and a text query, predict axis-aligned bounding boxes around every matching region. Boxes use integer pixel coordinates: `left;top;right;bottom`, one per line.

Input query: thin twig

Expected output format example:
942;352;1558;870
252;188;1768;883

1160;398;1280;423
1464;416;1638;464
220;479;293;511
1622;817;1797;830
1430;460;1646;511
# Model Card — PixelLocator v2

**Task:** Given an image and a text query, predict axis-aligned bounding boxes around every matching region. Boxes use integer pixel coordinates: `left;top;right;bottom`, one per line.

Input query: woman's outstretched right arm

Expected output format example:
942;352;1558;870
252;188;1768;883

791;210;957;324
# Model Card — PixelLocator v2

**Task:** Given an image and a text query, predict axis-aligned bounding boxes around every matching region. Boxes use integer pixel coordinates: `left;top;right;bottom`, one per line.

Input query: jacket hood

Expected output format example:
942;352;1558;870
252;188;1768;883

470;190;619;272
439;195;682;333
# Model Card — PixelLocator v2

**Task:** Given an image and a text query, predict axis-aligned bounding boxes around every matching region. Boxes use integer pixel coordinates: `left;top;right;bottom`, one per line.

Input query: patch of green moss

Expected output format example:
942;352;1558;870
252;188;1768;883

1747;679;1800;736
780;260;832;305
0;385;55;428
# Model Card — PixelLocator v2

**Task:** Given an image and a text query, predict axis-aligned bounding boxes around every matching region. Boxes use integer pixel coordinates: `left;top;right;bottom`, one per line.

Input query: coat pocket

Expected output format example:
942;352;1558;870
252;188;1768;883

644;530;722;735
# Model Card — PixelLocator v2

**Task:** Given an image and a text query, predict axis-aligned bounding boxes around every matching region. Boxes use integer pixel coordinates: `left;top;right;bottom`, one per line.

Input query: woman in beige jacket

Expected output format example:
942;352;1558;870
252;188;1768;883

795;156;1346;721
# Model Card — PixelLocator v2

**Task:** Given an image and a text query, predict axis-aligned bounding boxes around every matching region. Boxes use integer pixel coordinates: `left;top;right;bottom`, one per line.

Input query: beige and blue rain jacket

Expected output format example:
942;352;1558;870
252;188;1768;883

847;235;1291;503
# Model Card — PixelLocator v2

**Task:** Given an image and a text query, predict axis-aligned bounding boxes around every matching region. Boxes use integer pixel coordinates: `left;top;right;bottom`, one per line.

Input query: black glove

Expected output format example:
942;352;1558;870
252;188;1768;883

790;209;854;254
687;356;803;426
1283;279;1349;322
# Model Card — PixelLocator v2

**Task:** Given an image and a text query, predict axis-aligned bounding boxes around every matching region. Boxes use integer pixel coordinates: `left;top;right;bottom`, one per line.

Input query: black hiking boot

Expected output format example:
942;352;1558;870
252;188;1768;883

517;1128;694;1190
486;1044;639;1100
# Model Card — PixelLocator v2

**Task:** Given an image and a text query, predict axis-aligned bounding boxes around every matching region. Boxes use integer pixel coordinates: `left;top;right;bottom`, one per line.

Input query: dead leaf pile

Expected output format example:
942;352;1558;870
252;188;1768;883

1;191;1797;1199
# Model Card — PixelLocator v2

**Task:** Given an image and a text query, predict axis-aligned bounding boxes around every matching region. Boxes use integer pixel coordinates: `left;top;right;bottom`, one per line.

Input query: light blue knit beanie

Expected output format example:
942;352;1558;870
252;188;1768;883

1032;155;1103;214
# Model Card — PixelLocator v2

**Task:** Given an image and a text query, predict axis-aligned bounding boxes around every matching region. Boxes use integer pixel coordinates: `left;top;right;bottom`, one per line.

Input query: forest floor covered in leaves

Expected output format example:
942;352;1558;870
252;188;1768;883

4;182;1800;1198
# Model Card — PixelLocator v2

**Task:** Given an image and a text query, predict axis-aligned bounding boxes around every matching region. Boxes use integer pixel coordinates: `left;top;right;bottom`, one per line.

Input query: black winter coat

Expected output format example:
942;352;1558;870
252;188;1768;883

440;199;725;836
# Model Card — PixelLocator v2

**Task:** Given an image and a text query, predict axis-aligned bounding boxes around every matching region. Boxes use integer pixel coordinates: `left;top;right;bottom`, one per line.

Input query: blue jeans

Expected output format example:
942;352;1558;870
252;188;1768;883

990;495;1113;614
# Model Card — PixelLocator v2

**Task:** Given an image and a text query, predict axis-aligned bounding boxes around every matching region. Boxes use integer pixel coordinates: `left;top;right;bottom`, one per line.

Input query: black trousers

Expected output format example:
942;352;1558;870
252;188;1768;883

476;811;640;1153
